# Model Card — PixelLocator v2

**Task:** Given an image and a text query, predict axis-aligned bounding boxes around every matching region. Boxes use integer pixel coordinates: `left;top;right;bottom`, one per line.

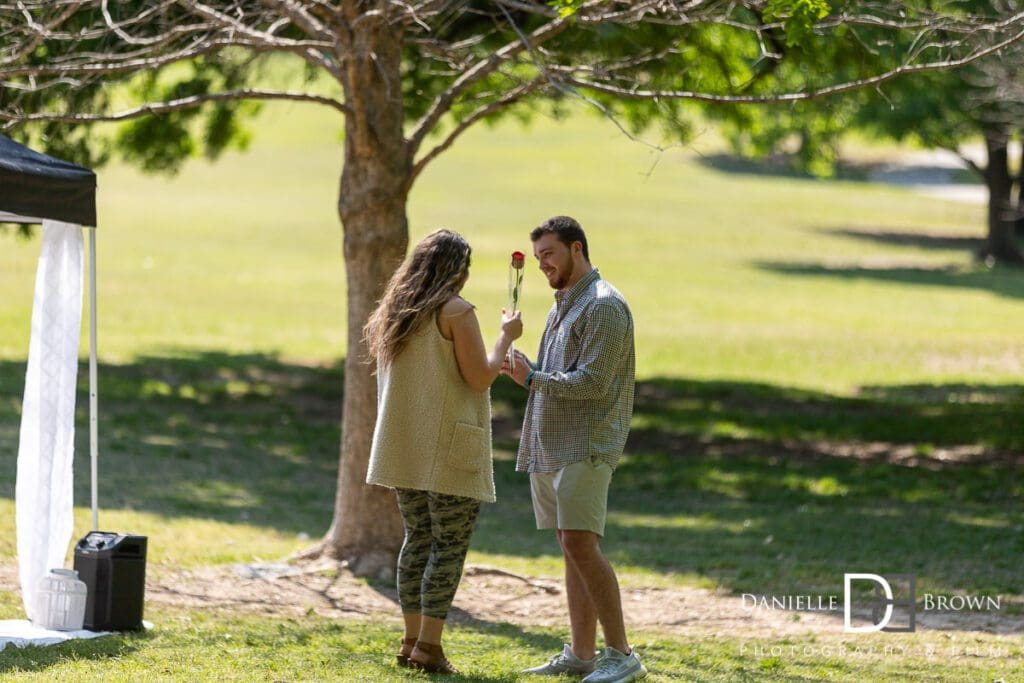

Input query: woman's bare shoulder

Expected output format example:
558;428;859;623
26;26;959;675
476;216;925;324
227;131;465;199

440;296;475;318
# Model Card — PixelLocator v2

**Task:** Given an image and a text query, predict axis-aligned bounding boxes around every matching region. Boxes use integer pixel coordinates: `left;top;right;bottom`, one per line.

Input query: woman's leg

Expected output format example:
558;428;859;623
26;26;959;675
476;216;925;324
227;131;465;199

394;488;432;655
408;492;481;673
416;492;482;643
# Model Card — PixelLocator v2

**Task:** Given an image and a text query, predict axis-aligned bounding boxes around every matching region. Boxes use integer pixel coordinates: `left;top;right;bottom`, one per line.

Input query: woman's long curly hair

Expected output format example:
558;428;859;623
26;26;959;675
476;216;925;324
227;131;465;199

364;229;472;367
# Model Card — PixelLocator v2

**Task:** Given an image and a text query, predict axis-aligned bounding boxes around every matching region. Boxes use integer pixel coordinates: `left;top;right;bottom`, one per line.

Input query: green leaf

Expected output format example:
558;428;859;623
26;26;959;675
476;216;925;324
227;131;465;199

764;0;831;47
548;0;587;19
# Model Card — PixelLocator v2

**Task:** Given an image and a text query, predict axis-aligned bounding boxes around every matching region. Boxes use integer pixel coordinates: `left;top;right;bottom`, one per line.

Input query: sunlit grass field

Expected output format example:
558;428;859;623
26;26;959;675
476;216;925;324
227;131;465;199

2;101;1019;389
1;104;1021;680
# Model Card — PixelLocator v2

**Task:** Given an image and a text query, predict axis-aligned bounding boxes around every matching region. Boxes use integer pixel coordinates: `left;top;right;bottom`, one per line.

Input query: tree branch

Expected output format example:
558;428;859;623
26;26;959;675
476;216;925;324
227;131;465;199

493;1;675;155
1;1;88;64
0;88;350;130
408;75;546;185
953;149;986;179
557;21;1024;105
0;33;335;80
259;0;334;41
404;0;593;155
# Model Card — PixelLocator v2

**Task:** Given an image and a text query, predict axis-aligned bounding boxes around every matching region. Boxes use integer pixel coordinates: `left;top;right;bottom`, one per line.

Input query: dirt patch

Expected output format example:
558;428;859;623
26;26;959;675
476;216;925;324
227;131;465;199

7;560;1014;638
1;560;1016;637
145;560;845;637
623;426;1024;471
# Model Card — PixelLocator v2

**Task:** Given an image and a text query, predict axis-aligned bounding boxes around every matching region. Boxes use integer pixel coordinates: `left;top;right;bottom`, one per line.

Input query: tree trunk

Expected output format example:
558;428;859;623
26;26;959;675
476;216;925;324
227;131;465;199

1015;132;1023;239
317;13;410;577
978;126;1024;265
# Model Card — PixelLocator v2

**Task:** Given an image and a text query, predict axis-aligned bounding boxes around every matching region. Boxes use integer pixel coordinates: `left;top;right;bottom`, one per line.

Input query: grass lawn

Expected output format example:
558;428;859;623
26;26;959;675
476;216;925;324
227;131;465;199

0;104;1021;680
0;609;1020;682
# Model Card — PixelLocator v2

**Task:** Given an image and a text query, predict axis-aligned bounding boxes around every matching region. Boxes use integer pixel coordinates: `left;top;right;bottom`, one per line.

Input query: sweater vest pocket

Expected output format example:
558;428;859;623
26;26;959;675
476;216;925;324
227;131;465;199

447;422;486;472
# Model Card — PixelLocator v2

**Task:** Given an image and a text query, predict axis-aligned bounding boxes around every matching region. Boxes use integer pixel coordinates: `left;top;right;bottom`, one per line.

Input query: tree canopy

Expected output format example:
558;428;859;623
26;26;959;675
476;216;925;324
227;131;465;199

4;2;1023;166
646;2;1024;262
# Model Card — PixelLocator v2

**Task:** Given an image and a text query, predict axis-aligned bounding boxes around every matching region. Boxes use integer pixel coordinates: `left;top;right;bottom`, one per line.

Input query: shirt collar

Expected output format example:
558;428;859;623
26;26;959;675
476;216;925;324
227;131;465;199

555;268;600;307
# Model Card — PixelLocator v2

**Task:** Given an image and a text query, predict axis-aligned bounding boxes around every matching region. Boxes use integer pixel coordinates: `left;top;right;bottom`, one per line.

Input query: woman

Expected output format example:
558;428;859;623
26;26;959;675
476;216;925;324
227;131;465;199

365;229;522;674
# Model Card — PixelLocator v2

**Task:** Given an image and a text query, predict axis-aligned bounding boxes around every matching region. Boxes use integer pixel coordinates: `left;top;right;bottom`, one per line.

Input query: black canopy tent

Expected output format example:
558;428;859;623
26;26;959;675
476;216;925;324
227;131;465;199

0;135;96;226
1;133;101;531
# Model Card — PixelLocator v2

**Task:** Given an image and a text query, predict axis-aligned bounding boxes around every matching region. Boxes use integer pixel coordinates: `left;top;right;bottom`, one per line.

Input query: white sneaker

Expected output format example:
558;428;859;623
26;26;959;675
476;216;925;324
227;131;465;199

523;644;598;676
581;647;647;683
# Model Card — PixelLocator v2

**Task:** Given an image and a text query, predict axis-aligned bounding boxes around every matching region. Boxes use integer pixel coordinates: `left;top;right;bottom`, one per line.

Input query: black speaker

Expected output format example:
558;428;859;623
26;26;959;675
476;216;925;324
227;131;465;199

73;531;147;631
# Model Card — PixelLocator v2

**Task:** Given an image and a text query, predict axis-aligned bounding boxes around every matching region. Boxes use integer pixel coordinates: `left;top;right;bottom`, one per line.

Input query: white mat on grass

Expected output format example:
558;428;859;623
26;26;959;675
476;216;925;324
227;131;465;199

0;619;110;651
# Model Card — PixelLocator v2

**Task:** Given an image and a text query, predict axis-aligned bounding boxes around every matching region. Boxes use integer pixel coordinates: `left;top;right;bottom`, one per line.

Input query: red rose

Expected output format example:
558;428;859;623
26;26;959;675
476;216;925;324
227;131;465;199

511;251;526;269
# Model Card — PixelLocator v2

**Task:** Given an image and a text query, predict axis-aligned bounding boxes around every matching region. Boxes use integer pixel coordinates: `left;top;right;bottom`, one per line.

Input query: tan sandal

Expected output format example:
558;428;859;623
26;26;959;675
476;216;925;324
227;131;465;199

409;641;459;675
396;636;418;667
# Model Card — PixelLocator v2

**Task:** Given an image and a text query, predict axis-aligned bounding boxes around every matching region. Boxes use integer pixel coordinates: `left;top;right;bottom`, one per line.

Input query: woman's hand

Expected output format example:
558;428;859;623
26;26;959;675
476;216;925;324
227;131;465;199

501;309;523;341
446;301;523;392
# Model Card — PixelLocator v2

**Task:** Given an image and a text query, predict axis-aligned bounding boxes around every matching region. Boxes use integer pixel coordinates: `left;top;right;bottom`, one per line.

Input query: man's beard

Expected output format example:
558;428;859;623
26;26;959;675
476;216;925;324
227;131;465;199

550;260;574;290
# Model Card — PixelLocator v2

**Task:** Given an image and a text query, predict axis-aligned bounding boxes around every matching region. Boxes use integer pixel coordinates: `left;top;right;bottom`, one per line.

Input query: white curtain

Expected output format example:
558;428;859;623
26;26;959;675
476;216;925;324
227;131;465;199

16;220;84;621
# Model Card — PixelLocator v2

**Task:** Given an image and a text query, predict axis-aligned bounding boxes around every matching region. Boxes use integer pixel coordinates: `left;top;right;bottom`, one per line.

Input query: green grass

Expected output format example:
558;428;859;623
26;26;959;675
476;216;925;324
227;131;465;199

2;102;1020;390
0;608;1020;681
1;105;1022;679
485;377;1024;599
0;355;1019;600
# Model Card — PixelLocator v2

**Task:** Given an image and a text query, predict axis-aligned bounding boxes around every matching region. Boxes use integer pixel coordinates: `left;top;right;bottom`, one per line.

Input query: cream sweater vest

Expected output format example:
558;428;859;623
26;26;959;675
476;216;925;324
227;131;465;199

366;316;495;503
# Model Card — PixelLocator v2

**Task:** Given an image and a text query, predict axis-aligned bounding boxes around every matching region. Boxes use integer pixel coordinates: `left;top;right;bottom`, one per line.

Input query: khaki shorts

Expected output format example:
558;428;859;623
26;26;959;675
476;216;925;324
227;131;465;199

530;459;613;537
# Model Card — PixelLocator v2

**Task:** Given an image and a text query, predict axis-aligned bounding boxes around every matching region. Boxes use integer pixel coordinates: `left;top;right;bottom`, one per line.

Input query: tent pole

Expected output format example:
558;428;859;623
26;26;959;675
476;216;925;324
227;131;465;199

88;227;98;531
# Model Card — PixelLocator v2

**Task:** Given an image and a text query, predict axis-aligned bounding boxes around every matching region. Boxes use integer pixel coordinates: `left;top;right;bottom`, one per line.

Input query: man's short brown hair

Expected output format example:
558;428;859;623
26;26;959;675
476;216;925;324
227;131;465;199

530;215;589;261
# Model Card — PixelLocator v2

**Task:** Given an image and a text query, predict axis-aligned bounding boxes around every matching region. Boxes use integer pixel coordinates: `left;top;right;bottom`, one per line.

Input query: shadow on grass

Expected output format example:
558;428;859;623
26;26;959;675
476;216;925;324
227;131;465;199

1;354;1021;617
0;352;343;536
696;151;982;187
820;226;983;252
360;574;564;654
756;259;1024;299
0;632;138;673
486;376;1024;607
696;152;823;181
446;613;563;654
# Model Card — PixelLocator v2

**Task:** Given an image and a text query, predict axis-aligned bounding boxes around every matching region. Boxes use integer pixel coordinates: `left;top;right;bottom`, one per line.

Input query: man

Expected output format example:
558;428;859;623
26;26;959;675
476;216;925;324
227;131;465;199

503;216;645;683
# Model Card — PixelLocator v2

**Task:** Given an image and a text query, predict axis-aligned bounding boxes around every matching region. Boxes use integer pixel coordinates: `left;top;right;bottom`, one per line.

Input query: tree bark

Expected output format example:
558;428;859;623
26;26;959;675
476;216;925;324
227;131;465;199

1015;132;1024;239
316;12;410;577
978;126;1024;265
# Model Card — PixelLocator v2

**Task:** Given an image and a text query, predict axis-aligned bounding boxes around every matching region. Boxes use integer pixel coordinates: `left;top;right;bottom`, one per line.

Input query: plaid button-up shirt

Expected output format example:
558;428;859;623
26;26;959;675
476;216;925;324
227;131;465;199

516;268;635;473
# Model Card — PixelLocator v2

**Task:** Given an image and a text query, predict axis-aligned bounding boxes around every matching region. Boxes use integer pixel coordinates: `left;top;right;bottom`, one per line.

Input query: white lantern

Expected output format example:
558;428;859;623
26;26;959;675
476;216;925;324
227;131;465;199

33;568;87;631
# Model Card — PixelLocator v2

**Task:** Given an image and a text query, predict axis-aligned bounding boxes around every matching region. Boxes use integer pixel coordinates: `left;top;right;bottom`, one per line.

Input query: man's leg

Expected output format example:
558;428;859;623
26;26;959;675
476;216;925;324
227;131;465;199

557;529;598;660
522;472;598;676
559;529;628;653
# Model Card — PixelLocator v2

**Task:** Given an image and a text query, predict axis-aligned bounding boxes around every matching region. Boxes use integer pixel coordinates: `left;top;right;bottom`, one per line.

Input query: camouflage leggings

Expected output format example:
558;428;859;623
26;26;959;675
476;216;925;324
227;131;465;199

395;488;481;620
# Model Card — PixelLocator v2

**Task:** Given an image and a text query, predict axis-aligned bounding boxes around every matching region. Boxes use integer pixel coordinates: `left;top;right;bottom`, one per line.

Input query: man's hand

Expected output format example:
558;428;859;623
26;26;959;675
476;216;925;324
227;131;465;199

501;349;534;387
